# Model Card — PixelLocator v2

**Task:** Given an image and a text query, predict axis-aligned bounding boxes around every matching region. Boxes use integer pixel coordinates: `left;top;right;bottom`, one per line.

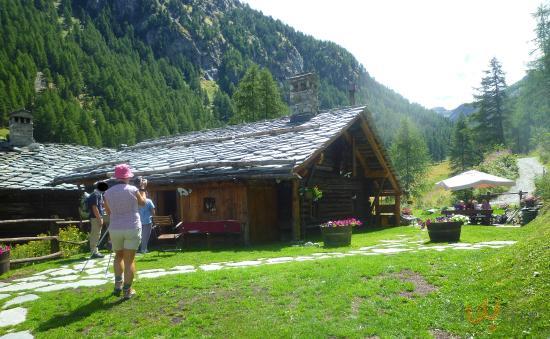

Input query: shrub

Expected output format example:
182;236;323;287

535;172;550;202
59;225;88;257
474;150;519;196
10;225;88;260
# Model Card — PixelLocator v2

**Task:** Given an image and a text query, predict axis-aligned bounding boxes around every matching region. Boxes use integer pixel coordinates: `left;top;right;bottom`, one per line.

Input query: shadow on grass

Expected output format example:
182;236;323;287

36;295;124;332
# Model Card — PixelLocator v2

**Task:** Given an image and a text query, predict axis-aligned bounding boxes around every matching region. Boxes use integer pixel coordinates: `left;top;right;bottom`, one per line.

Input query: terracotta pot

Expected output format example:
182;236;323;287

427;222;462;242
321;225;352;247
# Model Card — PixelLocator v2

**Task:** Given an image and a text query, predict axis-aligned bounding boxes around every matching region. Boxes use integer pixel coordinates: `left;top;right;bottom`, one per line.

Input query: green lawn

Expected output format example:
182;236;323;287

1;213;549;338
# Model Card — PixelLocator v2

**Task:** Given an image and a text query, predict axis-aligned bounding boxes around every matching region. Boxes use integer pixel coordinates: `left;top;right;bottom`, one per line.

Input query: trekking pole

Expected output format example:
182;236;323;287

104;251;113;278
80;226;110;274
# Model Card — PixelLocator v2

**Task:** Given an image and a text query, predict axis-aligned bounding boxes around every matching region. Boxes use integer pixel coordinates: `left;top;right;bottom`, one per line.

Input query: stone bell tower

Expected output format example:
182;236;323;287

288;72;319;123
8;109;34;147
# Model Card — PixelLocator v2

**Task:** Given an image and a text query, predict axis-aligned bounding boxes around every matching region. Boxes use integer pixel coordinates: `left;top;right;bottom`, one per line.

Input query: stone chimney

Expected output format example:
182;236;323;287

9;109;34;147
288;73;319;123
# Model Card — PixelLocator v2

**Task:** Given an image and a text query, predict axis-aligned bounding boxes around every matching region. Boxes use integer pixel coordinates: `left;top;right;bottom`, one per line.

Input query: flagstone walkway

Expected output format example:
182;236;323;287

0;236;516;338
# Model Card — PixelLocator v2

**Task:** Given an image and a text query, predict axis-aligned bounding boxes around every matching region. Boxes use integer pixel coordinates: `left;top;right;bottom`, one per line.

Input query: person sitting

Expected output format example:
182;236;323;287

473;200;481;210
455;200;466;211
481;199;491;210
465;199;475;210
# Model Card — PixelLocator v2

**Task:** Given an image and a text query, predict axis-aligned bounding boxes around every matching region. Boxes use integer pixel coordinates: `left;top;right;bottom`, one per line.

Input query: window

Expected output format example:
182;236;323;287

203;197;216;213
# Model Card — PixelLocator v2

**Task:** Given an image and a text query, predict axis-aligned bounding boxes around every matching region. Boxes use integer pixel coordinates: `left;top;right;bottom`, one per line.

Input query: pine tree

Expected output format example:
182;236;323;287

472;57;508;148
449;115;480;174
389;119;430;197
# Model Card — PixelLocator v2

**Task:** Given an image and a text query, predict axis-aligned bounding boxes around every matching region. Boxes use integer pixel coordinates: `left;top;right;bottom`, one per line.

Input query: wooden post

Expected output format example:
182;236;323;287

394;195;401;226
49;221;60;255
292;180;301;241
374;195;380;226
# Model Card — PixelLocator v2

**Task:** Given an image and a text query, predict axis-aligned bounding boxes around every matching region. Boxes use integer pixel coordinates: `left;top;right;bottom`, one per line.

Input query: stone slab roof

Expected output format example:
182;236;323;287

55;107;366;184
0;144;114;191
54;106;400;191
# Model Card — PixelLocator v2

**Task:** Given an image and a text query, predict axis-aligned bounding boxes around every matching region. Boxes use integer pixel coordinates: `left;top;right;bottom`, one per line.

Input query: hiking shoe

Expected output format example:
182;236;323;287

112;287;122;297
123;288;136;300
113;280;123;297
91;252;105;259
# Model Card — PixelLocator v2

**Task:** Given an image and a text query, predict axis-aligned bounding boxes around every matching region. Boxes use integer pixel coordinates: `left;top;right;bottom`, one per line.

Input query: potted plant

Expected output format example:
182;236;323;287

422;215;469;242
300;186;323;202
0;244;11;275
320;218;362;247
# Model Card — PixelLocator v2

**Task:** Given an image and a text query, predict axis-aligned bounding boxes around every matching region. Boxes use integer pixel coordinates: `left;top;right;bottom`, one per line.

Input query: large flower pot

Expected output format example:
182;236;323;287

427;222;462;242
321;225;352;247
521;208;538;225
0;251;10;275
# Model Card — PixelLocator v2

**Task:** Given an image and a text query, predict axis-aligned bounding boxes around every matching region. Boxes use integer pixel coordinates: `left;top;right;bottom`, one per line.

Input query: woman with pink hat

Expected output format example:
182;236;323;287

104;164;147;300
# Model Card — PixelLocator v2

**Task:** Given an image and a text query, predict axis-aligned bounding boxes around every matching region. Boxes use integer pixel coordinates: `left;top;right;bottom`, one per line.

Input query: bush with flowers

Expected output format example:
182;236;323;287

320;218;363;228
0;244;11;256
401;207;412;215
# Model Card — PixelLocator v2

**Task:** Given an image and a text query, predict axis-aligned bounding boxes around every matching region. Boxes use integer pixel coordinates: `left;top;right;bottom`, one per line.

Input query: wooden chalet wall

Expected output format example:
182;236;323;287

0;190;82;222
150;181;280;244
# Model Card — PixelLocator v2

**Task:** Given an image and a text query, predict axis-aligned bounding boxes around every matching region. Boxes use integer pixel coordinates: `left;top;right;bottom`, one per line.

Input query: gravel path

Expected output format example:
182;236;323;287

491;157;545;205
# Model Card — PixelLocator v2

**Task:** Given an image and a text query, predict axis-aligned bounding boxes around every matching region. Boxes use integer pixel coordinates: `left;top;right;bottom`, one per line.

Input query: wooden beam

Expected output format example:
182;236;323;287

292;180;301;241
295;116;361;173
342;131;371;175
365;170;388;178
394;195;401;226
0;236;58;243
10;251;63;265
358;116;401;194
352;135;357;177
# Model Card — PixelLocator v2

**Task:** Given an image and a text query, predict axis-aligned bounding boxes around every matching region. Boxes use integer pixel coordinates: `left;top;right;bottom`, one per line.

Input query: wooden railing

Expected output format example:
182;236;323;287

0;219;89;265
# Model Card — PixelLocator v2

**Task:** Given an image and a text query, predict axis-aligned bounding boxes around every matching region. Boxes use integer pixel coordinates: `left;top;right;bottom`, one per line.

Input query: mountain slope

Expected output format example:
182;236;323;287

0;0;451;160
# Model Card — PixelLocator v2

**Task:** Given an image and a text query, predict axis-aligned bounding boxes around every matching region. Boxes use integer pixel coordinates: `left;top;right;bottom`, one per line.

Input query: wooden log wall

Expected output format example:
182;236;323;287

301;139;369;228
0;190;82;230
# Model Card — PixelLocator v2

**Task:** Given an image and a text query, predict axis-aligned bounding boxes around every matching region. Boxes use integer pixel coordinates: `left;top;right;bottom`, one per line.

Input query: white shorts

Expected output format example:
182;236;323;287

109;228;142;251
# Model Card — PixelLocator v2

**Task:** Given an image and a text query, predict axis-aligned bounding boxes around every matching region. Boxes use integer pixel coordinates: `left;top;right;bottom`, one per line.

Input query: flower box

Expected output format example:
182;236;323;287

321;225;352;247
427;222;463;242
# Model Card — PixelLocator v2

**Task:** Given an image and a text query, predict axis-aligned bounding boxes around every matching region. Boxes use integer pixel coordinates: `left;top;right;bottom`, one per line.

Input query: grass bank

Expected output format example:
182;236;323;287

1;214;548;337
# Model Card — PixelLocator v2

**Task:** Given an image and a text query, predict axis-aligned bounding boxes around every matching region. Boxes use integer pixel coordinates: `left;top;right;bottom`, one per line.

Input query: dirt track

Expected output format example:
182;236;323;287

491;157;546;205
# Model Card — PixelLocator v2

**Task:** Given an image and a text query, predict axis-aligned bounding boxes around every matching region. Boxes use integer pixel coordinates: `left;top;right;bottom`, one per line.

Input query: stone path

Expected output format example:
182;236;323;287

0;236;516;338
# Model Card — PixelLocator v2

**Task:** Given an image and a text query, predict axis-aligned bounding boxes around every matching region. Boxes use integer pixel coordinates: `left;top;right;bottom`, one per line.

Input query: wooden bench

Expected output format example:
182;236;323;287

181;220;243;247
442;209;493;225
152;216;183;249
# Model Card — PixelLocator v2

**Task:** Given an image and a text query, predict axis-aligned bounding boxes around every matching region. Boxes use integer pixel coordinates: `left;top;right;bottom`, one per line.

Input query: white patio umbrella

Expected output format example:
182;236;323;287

435;170;515;191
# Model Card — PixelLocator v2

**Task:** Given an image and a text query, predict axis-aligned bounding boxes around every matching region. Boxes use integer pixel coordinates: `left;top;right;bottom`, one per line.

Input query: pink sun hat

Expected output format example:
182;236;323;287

113;164;134;179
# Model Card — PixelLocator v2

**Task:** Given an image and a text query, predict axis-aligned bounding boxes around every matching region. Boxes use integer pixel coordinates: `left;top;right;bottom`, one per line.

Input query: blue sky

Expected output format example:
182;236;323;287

242;0;542;110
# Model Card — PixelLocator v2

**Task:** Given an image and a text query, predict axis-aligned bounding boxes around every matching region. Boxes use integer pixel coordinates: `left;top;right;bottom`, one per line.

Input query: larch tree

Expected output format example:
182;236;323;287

472;57;508;148
449;115;480;174
389;119;430;198
231;65;287;123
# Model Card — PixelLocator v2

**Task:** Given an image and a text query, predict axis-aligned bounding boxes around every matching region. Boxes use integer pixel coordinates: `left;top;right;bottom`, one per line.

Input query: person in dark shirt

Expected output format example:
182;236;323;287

86;181;108;258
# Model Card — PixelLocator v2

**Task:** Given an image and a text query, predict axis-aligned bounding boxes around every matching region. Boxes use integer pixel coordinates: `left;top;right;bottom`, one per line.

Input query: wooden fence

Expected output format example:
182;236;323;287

0;219;89;265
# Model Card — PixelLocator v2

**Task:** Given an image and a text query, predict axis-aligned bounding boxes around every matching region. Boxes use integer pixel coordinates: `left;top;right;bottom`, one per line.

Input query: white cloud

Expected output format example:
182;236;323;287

241;0;540;109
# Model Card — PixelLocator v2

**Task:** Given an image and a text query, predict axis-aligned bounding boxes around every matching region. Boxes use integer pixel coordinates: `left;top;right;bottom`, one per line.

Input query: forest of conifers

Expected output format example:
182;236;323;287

2;0;458;161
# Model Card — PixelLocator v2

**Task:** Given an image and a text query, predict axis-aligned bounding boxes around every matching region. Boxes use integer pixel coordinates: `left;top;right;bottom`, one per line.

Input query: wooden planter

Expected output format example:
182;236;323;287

0;251;10;275
321;225;352;247
427;222;462;242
